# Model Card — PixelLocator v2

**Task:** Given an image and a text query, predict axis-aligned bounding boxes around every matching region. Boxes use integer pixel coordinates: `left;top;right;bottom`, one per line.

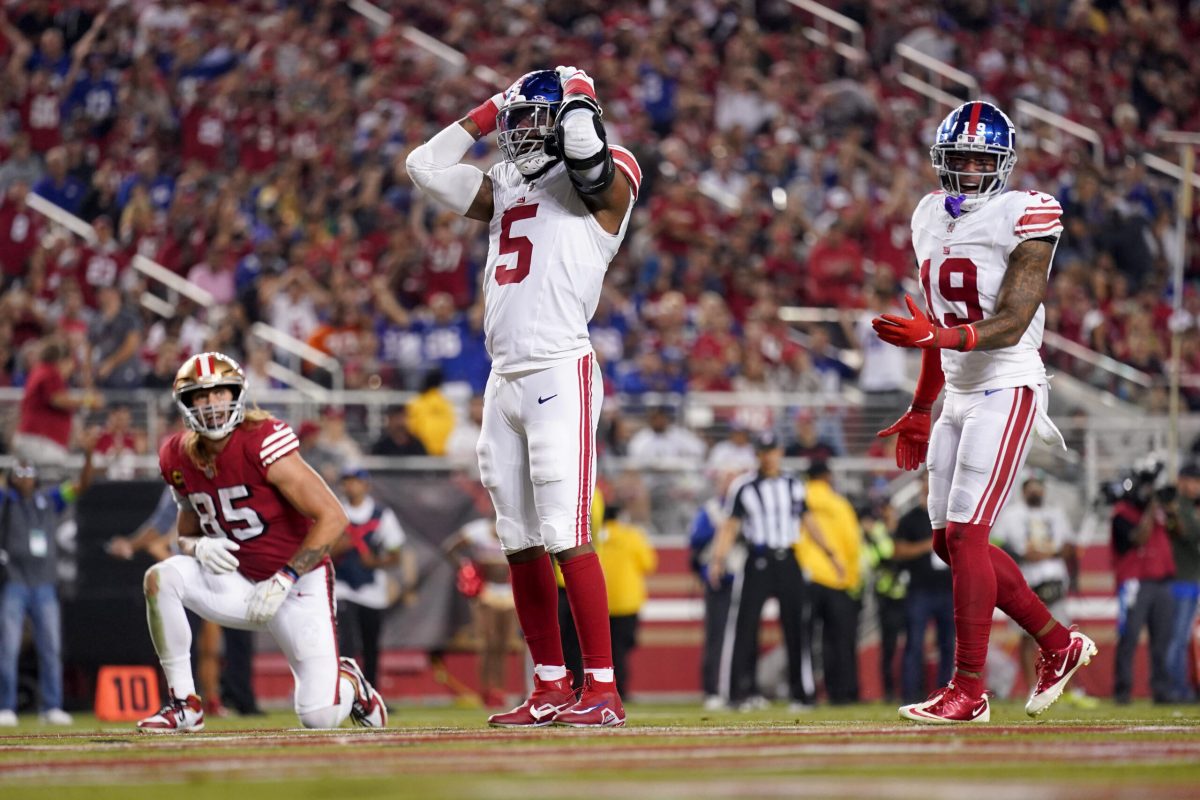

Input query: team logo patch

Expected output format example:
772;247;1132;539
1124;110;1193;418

171;470;185;486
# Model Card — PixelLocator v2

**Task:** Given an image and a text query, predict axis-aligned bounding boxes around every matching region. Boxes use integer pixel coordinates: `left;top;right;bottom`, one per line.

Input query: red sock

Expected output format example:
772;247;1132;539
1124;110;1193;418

509;553;564;668
989;544;1071;651
559;551;613;672
945;522;995;697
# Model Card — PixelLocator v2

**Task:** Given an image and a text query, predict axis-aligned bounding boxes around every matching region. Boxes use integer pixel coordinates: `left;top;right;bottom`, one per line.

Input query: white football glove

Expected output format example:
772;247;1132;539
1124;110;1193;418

555;65;598;105
246;569;297;625
193;536;241;575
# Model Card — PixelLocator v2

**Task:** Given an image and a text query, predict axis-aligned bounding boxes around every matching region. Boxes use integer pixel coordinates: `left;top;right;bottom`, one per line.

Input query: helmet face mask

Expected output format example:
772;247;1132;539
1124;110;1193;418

496;70;562;178
173;352;247;440
930;101;1017;209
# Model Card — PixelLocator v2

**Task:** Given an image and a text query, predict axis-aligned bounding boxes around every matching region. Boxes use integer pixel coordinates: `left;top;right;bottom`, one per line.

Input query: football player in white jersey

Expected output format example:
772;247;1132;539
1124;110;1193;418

872;101;1096;724
406;67;640;727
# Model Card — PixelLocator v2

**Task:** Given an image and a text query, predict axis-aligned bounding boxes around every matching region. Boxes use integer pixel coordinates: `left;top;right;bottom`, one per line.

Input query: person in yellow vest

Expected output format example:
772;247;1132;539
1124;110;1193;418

795;461;863;705
595;504;657;698
406;370;456;455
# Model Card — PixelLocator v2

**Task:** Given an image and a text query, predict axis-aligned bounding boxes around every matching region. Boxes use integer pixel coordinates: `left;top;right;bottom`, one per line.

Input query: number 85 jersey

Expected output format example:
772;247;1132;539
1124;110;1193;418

911;189;1064;393
159;419;311;581
482;147;641;374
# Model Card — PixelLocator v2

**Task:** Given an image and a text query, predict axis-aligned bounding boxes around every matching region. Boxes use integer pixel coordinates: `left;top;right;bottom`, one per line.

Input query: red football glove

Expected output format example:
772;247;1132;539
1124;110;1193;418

872;295;977;351
877;405;933;471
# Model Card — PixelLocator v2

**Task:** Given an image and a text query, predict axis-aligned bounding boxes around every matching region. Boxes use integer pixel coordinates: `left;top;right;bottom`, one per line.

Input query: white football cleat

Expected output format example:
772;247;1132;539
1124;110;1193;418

137;694;205;733
339;657;388;728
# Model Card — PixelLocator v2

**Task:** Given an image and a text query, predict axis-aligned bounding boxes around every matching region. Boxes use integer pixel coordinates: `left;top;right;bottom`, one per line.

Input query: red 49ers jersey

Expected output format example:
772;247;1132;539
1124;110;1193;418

911;189;1064;393
159;419;309;581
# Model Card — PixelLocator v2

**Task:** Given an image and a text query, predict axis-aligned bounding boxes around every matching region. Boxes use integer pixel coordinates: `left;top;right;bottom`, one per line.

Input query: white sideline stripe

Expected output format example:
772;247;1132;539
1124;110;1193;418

261;441;298;465
639;596;1118;623
261;427;294;448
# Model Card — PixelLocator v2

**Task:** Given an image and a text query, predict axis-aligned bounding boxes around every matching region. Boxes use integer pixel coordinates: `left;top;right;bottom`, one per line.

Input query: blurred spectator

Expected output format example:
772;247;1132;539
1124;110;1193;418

333;467;414;689
856;289;909;435
688;468;741;709
862;502;906;703
0;135;42;193
796;461;861;705
445;517;515;709
87;284;143;389
93;403;145;480
31;146;84;216
406;370;454;457
306;407;363;484
894;478;955;705
369;405;428;457
444;393;484;474
0;181;41;291
784;408;836;461
627;405;706;466
705;424;756;477
0;428;97;726
12;336;102;472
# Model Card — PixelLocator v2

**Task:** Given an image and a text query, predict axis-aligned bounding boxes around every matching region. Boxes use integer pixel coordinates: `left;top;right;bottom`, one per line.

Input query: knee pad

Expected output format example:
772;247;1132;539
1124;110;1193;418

145;561;182;598
298;704;347;729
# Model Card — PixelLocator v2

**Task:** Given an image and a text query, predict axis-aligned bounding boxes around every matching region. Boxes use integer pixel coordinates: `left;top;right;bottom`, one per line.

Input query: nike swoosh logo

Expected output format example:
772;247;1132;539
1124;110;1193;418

537;395;557;405
984;389;1003;396
916;333;934;344
530;703;565;719
1054;659;1069;678
971;701;987;718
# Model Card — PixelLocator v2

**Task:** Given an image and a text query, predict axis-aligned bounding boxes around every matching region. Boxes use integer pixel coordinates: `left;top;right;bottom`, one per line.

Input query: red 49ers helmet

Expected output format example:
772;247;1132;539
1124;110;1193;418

173;352;247;440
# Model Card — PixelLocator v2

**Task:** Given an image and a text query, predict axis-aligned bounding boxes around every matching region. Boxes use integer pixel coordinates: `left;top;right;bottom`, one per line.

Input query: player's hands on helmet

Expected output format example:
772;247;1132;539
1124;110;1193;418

873;295;940;349
193;535;241;575
467;88;508;137
877;406;933;471
246;568;296;624
555;65;601;115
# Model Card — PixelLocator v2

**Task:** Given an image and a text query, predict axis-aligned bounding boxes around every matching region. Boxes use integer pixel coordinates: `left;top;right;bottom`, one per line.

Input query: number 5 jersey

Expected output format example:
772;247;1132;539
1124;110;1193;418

912;189;1064;393
158;419;312;581
482;147;641;374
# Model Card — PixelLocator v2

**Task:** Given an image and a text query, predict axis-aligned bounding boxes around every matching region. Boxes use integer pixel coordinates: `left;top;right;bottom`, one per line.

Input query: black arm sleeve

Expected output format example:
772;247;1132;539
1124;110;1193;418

1112;514;1138;554
552;101;614;195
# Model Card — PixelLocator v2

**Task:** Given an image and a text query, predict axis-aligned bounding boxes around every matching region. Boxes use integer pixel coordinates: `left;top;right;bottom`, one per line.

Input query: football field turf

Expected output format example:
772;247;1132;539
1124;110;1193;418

2;701;1198;799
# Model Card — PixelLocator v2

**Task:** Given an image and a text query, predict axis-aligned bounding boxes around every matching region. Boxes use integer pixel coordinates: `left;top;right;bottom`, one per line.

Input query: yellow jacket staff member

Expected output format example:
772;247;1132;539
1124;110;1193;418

796;465;862;593
596;516;658;616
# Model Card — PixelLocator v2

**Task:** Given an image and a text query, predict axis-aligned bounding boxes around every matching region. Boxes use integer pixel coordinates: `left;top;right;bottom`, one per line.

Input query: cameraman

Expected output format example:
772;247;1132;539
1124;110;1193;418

1111;466;1176;704
1167;462;1200;702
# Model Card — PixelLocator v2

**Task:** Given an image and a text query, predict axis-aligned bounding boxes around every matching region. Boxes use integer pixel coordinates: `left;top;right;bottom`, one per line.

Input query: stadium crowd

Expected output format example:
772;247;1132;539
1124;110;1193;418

0;0;1195;448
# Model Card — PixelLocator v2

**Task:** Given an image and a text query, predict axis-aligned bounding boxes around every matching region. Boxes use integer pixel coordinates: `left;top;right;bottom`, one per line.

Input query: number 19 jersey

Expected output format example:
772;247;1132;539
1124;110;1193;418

482;147;641;374
911;189;1064;393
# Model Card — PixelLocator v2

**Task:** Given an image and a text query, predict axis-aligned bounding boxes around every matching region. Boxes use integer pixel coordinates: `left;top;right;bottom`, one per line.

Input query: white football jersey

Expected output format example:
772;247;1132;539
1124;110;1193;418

911;189;1063;392
482;147;641;374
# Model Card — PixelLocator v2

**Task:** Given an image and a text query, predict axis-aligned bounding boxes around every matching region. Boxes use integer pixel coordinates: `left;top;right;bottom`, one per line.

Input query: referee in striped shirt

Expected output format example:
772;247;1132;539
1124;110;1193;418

708;432;839;709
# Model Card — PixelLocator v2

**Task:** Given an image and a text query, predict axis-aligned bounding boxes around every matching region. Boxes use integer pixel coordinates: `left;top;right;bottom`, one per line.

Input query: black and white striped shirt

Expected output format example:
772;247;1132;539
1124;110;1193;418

725;472;807;549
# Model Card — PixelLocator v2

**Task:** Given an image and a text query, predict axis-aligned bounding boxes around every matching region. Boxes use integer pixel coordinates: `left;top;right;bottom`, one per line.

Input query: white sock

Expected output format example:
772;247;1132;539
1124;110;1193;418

534;664;567;681
585;668;614;683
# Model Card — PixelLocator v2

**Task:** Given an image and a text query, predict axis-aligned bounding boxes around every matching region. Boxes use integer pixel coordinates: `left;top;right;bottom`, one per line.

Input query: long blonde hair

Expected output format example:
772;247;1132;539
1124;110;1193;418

183;407;275;473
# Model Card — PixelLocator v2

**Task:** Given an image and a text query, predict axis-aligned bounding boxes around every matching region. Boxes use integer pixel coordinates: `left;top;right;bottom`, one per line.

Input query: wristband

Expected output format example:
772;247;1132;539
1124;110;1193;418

280;565;300;583
467;97;501;136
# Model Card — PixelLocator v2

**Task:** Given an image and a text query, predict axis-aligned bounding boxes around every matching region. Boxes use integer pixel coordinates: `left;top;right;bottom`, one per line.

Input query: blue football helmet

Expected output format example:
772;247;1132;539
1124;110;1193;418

497;69;563;178
930;101;1018;205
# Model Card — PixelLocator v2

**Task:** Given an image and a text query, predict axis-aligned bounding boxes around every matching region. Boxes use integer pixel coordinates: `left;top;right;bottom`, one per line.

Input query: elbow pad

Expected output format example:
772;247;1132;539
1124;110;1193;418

554;104;614;196
405;123;485;216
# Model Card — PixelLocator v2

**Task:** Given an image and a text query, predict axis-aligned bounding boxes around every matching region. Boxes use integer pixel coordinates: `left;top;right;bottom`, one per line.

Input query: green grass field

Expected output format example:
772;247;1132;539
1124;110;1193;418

2;700;1198;799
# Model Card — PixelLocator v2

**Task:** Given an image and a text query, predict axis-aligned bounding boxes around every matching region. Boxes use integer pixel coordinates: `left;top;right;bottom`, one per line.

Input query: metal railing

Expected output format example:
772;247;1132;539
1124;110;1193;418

894;42;978;106
348;0;508;87
1012;100;1104;169
785;0;867;65
248;322;345;397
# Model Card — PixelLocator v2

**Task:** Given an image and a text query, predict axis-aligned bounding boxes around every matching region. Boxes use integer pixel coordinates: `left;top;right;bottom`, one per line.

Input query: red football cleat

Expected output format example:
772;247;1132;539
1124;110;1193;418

899;683;989;724
1026;626;1098;717
488;672;576;728
137;694;205;733
553;674;626;728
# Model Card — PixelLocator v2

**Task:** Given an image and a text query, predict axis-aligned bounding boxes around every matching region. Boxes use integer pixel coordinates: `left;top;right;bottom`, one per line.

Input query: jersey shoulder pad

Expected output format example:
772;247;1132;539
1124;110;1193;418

158;432;189;488
241;418;300;469
610;145;642;201
1010;189;1063;241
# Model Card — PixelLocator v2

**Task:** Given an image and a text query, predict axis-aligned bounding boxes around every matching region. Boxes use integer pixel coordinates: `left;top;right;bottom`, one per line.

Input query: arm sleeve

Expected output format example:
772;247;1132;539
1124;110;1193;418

912;347;946;410
150;488;179;531
405;123;485;216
